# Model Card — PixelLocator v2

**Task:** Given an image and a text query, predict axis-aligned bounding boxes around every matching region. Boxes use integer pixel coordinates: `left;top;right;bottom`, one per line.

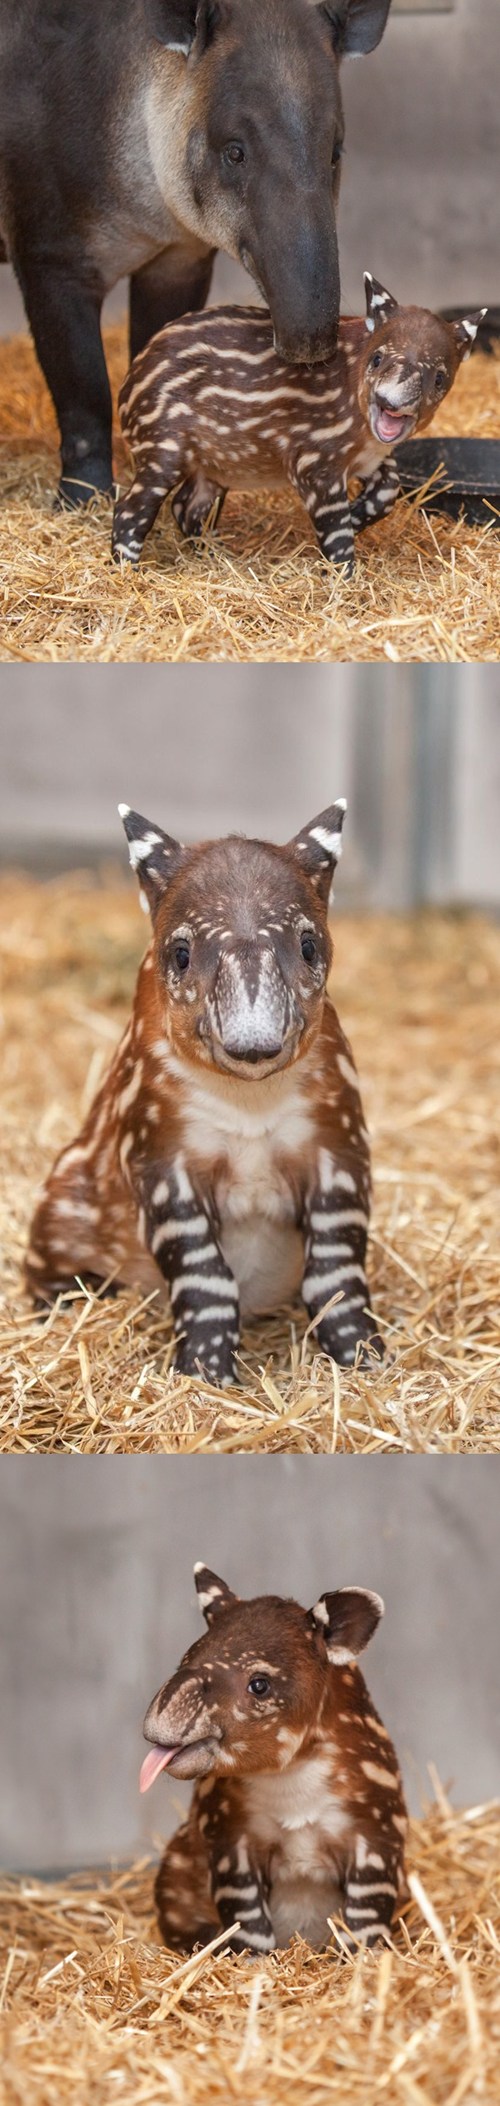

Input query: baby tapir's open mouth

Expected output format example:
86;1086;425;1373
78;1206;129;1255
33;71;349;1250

371;402;416;444
140;1737;219;1789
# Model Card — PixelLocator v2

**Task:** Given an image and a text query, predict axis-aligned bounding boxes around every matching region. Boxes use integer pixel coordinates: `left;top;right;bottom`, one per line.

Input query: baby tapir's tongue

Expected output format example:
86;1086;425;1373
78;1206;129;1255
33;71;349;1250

140;1745;178;1793
376;406;408;442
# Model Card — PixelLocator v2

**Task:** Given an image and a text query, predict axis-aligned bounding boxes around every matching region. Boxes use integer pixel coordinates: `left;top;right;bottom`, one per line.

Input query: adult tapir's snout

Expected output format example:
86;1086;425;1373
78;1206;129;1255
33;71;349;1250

248;196;341;365
208;944;292;1070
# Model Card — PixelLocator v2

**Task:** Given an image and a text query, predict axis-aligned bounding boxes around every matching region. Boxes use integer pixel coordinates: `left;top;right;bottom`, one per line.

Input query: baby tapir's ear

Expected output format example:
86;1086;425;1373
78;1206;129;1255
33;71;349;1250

194;1563;239;1625
118;805;186;918
451;309;487;362
364;271;399;333
288;800;346;906
310;1585;384;1662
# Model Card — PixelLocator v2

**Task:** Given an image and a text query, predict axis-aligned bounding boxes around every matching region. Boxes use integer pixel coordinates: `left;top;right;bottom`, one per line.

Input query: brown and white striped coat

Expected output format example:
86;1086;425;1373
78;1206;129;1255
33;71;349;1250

112;275;484;574
141;1564;408;1955
26;799;383;1387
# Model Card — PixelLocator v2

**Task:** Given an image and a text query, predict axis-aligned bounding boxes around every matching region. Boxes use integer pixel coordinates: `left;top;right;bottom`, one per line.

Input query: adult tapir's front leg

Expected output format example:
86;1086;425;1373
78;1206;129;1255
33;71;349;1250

350;457;400;535
199;1786;275;1956
13;248;113;504
292;462;356;575
142;1162;240;1386
129;244;216;361
342;1835;402;1949
301;1159;383;1367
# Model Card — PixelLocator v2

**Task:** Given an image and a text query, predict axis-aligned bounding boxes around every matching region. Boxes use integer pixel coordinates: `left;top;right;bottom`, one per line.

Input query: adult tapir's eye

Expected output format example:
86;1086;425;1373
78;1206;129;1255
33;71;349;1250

174;941;191;973
301;930;317;965
248;1674;271;1698
434;368;447;394
223;141;245;167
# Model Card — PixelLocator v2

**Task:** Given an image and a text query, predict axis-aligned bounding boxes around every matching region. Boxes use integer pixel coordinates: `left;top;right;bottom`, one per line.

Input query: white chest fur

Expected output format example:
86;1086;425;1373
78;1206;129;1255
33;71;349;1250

173;1060;314;1315
245;1755;350;1949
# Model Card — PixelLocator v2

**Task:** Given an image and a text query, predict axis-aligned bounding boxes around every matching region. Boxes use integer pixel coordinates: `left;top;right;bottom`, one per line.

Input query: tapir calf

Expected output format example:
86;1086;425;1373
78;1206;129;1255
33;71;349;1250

113;273;485;573
26;800;383;1387
141;1564;408;1954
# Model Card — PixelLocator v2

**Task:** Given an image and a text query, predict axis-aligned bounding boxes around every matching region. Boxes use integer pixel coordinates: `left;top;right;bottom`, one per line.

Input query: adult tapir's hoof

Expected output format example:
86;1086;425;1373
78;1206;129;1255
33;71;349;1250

56;461;114;509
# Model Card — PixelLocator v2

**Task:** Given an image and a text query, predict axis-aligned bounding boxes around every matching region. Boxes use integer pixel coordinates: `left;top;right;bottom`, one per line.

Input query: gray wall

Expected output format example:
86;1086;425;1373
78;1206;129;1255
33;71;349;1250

0;667;499;907
0;0;497;338
0;1456;499;1873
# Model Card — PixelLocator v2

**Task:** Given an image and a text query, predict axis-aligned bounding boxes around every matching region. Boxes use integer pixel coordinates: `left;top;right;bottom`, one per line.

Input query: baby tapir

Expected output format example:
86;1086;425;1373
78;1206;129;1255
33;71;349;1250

140;1564;408;1955
25;798;383;1386
112;273;485;575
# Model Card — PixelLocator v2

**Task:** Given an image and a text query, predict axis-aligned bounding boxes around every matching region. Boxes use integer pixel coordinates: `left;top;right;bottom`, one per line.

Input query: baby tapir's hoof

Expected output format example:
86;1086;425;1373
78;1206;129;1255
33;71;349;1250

172;474;227;541
174;1337;240;1389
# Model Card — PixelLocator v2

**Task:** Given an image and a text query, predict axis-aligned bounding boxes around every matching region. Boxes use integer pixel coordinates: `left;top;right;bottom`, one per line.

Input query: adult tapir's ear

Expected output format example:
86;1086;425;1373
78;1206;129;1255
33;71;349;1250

147;0;226;54
288;800;346;907
118;805;186;918
194;1563;239;1625
309;1586;384;1662
451;309;487;362
364;271;399;333
147;0;198;53
319;0;392;58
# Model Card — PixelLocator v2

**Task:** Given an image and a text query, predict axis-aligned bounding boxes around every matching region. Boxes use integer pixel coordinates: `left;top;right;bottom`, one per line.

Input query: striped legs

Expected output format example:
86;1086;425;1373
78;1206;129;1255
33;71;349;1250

155;1823;219;1954
292;464;355;574
343;1837;401;1948
199;1791;275;1956
172;473;227;540
350;456;400;534
144;1161;240;1386
112;469;172;565
301;1167;383;1366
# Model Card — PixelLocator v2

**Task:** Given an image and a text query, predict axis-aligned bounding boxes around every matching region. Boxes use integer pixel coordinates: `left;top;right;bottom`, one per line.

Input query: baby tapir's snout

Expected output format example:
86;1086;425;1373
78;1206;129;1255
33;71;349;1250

142;1670;221;1784
207;942;293;1069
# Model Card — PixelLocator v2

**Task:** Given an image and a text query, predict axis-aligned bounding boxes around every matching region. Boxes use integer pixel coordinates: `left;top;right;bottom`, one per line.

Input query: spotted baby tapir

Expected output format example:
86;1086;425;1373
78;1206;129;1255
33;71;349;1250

26;798;383;1385
112;274;485;575
141;1564;408;1955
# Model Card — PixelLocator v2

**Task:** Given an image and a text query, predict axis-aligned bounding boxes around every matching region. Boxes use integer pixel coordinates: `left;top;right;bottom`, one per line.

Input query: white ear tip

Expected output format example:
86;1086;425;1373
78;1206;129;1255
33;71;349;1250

118;803;130;818
193;1561;205;1575
337;798;347;813
364;271;373;286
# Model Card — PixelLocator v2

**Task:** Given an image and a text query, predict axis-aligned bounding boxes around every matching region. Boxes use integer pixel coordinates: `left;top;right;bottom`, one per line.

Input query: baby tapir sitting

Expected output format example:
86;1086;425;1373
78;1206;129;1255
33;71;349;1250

26;799;383;1388
140;1563;408;1955
112;274;484;576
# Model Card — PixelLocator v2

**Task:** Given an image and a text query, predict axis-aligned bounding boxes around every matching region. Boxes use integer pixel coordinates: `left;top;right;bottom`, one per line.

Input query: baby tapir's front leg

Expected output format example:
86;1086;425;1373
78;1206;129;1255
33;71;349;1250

141;1163;240;1385
199;1785;275;1957
350;457;400;535
301;1158;383;1366
343;1835;402;1949
291;459;355;575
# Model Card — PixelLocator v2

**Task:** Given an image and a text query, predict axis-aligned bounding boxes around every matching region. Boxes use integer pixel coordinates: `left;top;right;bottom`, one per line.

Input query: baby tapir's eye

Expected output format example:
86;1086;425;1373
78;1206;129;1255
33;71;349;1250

174;941;191;973
434;368;447;395
247;1674;271;1698
371;350;383;371
301;930;317;965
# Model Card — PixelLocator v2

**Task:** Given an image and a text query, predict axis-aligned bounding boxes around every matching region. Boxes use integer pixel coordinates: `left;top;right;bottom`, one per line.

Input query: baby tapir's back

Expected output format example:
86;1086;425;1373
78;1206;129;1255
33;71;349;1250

118;304;358;492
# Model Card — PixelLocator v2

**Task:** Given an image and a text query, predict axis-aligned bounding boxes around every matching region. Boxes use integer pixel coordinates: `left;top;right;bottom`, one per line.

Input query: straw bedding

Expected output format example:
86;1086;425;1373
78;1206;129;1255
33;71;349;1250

1;1798;499;2104
0;324;499;663
1;872;498;1456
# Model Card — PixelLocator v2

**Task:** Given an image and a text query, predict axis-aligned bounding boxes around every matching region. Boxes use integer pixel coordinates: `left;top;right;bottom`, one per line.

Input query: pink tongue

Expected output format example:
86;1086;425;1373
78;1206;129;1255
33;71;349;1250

377;408;405;441
139;1745;177;1793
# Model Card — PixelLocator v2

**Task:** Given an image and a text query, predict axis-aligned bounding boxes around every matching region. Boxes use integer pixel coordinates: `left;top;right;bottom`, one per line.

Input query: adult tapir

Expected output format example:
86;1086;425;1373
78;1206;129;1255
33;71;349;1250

0;0;391;504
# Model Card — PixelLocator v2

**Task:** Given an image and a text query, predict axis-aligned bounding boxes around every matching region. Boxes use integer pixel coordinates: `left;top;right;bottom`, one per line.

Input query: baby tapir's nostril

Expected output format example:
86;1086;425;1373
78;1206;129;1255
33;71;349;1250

223;1039;283;1064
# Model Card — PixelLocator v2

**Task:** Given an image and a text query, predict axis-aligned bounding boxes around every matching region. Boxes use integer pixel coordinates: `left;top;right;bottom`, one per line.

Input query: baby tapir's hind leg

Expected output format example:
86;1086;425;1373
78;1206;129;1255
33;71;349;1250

112;469;173;565
155;1823;219;1954
172;473;227;540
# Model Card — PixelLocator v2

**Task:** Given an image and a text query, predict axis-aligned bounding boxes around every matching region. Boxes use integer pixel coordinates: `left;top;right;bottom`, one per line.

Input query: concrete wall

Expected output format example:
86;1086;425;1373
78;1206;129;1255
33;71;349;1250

0;667;498;907
0;1456;498;1873
0;0;498;338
